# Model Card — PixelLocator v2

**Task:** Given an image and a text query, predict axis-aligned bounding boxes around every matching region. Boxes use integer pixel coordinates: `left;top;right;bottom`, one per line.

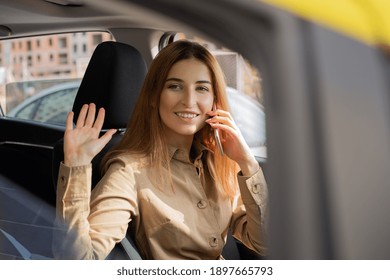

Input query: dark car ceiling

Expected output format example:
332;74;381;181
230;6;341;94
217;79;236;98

0;0;185;38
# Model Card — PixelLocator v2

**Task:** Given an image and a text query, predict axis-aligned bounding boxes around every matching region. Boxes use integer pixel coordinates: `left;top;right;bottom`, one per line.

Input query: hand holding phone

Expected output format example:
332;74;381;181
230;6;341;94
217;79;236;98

213;103;224;156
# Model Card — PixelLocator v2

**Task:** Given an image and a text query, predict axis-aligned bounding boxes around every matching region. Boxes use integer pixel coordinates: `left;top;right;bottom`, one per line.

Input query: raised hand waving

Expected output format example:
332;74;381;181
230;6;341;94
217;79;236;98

63;103;117;167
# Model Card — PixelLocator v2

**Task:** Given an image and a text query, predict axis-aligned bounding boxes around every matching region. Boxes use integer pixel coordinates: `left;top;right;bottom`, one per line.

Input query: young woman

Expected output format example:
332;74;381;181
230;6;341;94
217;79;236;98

54;40;268;260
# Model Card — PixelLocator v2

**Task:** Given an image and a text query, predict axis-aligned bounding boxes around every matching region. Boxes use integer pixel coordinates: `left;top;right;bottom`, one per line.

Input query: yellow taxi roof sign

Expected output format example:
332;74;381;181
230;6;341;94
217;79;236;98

263;0;390;46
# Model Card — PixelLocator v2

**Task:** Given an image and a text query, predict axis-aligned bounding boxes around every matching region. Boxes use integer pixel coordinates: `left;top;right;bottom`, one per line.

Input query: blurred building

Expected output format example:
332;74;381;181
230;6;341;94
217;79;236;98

0;32;112;81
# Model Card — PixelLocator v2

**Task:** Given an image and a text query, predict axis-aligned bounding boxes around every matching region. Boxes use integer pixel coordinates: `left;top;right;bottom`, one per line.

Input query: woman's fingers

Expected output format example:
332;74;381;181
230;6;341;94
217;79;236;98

99;129;117;147
209;122;237;139
74;103;105;128
84;103;96;127
68;103;111;139
65;111;74;131
206;110;237;130
75;104;89;128
206;109;244;143
93;107;106;130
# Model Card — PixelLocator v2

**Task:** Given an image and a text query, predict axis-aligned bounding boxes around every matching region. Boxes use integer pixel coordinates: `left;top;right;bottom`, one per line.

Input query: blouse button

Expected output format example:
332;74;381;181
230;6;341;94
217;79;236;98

197;200;207;209
209;236;218;247
60;175;66;187
252;183;262;194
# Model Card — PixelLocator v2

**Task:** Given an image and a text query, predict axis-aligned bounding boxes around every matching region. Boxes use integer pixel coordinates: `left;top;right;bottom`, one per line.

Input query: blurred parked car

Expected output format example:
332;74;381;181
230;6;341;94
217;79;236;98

7;81;81;126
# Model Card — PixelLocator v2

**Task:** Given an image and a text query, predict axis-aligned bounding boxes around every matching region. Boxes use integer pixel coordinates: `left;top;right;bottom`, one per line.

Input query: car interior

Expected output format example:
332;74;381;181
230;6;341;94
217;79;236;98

0;0;266;260
1;0;390;261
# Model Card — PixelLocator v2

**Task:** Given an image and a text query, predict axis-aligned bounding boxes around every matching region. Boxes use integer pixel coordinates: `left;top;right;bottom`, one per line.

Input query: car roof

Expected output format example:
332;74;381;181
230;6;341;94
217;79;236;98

2;0;389;48
0;0;193;64
0;0;181;37
0;0;390;55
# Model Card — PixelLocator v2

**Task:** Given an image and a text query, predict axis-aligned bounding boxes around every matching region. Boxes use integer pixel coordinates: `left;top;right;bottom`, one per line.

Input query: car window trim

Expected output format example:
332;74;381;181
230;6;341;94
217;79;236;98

0;141;53;150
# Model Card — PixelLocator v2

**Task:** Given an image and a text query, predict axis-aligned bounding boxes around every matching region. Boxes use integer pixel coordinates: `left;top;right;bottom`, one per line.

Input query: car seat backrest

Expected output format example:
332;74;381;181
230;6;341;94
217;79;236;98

72;41;147;129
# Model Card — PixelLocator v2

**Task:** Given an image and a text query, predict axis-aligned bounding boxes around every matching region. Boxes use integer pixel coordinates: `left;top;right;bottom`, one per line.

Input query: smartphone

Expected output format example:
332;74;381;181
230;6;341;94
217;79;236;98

213;103;224;156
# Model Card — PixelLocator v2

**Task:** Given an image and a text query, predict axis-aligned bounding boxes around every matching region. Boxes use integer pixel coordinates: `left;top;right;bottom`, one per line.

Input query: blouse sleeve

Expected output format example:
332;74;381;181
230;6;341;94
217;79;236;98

53;157;137;259
229;167;268;256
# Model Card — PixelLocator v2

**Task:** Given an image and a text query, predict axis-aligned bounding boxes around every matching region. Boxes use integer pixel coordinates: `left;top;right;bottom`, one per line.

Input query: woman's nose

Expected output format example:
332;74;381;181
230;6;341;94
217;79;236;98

181;88;196;107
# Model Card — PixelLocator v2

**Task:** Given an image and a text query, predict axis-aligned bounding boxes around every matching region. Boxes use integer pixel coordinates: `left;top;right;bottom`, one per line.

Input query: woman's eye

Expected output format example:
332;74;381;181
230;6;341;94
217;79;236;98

168;84;182;90
197;86;209;92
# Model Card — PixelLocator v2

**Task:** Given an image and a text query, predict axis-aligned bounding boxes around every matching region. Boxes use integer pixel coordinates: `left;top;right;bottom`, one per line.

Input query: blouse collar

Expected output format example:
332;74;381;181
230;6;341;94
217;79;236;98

168;141;212;164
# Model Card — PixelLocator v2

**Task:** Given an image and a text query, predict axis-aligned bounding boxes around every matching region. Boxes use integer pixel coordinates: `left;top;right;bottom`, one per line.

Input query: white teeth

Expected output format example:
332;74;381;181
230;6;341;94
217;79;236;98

176;112;198;119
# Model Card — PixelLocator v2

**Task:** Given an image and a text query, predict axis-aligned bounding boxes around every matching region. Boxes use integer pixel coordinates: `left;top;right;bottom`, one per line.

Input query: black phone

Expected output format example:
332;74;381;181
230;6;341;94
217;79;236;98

213;103;224;156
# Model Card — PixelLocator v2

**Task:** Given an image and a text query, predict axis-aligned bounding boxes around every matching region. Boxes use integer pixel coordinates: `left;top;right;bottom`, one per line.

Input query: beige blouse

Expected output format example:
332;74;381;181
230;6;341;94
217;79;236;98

53;144;268;260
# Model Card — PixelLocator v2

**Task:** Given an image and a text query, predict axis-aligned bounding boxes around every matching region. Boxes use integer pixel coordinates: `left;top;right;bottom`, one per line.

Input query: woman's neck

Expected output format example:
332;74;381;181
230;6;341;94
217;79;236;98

165;134;194;153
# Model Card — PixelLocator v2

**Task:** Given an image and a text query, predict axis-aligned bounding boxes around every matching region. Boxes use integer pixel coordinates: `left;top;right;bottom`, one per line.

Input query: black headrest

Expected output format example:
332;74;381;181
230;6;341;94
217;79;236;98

72;41;147;129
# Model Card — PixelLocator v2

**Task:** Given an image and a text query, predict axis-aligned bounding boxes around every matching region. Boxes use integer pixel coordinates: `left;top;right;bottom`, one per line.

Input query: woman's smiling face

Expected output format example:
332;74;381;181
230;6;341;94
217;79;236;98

159;58;214;147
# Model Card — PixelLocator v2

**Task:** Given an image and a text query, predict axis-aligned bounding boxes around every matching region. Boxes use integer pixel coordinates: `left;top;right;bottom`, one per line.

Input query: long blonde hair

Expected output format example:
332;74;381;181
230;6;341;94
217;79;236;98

102;40;238;199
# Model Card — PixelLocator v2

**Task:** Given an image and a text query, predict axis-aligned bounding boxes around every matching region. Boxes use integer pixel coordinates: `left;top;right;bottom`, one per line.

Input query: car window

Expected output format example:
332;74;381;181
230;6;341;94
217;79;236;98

0;32;113;125
159;33;266;158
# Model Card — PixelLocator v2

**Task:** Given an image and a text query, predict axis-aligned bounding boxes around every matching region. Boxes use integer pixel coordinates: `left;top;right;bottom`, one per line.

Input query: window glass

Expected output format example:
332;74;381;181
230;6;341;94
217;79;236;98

0;31;113;124
13;99;38;120
159;33;266;158
30;82;78;125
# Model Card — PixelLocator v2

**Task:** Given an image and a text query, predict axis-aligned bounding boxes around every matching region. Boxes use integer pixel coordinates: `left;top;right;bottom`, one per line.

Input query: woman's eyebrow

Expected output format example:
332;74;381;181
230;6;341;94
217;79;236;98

165;77;183;82
196;80;212;84
165;77;211;84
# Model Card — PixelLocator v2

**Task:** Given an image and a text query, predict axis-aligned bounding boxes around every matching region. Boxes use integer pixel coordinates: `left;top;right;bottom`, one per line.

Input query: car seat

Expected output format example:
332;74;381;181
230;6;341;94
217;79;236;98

51;41;147;259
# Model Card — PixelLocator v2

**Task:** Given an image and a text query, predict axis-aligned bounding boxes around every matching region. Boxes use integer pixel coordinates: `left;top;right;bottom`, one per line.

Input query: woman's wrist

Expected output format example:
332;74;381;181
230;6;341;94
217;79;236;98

64;154;91;167
238;156;259;177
